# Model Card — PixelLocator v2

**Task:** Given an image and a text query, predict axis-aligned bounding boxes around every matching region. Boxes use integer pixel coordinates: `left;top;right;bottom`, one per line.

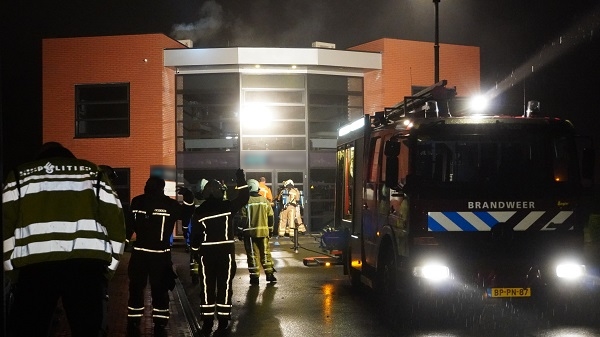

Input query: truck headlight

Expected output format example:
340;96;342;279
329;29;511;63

413;264;450;281
556;262;586;280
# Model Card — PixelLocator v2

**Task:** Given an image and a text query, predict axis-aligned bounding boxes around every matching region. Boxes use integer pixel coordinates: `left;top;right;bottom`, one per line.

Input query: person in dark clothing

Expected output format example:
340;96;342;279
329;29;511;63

126;176;195;333
190;169;249;335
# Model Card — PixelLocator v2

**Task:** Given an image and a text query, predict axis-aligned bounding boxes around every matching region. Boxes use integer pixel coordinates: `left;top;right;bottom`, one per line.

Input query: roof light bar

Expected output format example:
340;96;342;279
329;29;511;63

339;118;365;137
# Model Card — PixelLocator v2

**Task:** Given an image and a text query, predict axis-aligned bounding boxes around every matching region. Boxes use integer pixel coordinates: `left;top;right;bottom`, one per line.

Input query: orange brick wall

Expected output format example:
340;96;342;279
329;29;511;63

350;38;480;114
42;34;185;197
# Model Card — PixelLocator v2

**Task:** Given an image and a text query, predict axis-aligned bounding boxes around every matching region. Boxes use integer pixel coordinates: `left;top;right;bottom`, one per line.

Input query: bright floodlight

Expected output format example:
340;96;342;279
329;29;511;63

241;103;272;124
469;95;489;113
556;262;585;280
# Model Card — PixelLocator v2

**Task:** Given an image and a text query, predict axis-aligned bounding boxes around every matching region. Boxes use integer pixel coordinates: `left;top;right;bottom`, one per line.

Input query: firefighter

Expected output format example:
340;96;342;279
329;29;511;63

126;176;195;333
239;179;277;285
258;176;274;206
190;169;249;334
277;179;306;237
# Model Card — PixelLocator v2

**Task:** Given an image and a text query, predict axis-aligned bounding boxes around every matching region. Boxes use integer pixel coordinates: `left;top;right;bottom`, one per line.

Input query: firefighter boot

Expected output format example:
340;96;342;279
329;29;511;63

201;319;214;336
250;275;259;285
297;223;306;234
266;273;277;283
154;322;168;337
217;317;230;331
126;320;141;337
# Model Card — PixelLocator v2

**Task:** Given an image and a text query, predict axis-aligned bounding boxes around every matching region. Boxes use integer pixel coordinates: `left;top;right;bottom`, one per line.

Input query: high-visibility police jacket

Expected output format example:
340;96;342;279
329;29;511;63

2;157;126;276
127;192;195;252
190;186;249;254
240;194;274;238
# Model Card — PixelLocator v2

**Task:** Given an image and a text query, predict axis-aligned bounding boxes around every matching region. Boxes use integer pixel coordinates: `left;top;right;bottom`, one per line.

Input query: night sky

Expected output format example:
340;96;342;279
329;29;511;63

2;0;599;176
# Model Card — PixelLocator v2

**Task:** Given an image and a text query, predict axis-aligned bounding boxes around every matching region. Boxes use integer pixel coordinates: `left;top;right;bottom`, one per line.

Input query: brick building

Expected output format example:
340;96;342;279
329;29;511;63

42;34;479;232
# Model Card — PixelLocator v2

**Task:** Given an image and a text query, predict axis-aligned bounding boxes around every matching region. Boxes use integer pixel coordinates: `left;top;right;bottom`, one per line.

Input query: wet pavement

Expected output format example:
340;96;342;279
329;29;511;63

51;233;341;337
49;235;600;337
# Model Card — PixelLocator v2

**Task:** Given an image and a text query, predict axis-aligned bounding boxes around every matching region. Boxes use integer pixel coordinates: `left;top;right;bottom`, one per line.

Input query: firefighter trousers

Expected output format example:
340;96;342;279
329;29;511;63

127;250;172;326
278;205;306;236
243;236;274;278
198;244;237;322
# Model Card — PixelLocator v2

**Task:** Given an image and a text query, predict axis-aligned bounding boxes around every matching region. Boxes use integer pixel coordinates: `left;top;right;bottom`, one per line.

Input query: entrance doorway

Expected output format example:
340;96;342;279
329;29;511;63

246;170;307;232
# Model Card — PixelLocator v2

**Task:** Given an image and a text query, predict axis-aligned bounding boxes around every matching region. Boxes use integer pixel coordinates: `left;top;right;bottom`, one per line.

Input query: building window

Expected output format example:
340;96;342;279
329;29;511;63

240;74;307;151
307;75;363;150
75;83;130;138
176;74;240;152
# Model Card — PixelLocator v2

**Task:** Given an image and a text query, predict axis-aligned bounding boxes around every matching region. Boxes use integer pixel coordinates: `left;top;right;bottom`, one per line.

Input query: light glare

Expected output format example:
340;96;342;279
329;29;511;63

556;263;585;279
469;95;489;113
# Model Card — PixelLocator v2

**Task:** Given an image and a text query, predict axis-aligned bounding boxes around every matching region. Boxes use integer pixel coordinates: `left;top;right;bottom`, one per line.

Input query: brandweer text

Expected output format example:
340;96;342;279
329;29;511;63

468;201;535;209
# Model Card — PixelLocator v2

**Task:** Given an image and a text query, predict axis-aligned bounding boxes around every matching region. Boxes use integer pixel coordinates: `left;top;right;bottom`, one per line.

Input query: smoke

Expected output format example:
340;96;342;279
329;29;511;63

170;0;224;43
170;0;329;48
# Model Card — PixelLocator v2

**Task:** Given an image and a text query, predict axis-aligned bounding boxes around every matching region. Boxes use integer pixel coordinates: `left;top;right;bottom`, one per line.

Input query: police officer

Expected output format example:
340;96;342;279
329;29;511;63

277;179;306;237
240;179;277;285
190;169;249;334
126;176;195;333
3;142;126;337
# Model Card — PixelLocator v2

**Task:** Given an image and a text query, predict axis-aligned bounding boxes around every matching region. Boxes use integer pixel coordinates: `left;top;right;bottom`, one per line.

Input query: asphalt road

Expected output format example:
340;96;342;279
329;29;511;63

176;234;396;336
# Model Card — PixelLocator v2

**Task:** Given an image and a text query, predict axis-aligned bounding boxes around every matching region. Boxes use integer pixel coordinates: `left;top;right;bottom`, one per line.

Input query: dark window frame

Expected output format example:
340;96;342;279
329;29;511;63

75;83;130;138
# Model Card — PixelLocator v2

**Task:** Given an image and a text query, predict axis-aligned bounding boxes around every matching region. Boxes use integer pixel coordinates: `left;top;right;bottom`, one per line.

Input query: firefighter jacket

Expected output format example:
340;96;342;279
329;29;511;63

240;193;274;238
190;185;249;255
281;187;301;207
127;192;194;252
2;157;126;277
258;182;273;204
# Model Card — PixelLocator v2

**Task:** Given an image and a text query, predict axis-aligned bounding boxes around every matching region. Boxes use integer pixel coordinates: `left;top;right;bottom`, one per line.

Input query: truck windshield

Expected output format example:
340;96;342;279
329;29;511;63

414;125;575;188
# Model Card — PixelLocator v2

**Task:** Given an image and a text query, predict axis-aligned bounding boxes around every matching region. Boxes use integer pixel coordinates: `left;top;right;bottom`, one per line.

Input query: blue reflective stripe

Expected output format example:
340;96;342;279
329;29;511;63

427;217;447;232
443;212;478;231
474;211;499;228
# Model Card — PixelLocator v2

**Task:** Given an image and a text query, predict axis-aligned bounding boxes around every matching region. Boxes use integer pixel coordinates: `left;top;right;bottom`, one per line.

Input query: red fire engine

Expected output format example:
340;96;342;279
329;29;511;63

335;81;595;313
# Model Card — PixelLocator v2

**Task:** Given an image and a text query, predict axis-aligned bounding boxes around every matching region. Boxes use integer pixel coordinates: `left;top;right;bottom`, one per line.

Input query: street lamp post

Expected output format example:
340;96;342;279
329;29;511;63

433;0;440;83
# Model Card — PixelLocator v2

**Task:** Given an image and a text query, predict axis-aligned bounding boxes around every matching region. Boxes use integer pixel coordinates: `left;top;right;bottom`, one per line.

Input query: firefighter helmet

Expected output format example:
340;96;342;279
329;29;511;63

247;179;260;193
284;179;294;187
202;179;225;200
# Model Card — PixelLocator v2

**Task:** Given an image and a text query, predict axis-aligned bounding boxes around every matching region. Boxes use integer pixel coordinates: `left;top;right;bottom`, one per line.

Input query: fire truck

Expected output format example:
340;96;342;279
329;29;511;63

335;80;595;307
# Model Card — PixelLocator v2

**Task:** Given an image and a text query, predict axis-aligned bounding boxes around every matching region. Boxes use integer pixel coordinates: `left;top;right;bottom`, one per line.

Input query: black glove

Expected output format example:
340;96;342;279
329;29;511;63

191;274;199;285
177;187;194;203
235;168;246;186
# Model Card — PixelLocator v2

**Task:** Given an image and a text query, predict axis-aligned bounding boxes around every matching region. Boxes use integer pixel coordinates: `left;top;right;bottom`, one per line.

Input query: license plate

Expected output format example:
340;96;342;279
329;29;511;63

486;287;531;298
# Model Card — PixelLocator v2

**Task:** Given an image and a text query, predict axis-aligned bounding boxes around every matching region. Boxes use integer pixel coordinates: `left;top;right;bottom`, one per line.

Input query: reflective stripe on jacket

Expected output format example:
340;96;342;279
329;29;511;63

2;157;126;273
